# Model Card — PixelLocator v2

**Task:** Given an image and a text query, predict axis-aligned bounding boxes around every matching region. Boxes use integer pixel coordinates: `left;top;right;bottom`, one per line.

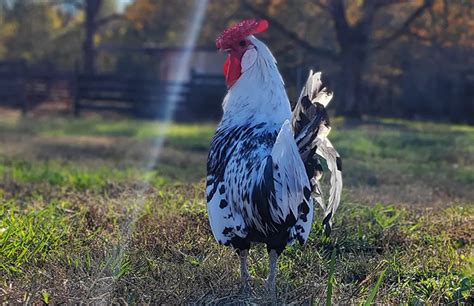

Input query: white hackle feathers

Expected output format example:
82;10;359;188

241;46;258;73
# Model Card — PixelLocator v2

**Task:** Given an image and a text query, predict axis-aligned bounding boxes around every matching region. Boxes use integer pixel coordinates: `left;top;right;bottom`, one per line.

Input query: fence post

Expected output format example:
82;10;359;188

185;69;197;121
73;62;80;117
19;60;28;115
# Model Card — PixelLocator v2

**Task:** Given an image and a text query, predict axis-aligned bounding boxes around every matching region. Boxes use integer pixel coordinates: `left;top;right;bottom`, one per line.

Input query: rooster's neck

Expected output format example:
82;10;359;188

221;37;291;128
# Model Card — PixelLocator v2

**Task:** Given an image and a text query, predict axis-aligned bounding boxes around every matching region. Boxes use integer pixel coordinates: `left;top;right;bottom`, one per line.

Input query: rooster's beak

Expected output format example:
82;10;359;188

219;48;231;53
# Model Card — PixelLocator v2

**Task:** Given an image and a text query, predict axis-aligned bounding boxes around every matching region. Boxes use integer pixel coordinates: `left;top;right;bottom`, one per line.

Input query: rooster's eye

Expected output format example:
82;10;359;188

239;40;246;47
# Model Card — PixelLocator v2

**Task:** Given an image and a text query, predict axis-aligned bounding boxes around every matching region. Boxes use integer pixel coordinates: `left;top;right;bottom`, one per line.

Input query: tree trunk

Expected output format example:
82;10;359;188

83;0;102;74
328;0;370;118
339;49;366;118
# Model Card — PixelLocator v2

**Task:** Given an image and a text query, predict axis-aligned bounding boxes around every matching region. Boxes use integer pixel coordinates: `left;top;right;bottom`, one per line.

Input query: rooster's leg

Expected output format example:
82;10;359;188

238;249;251;292
265;249;279;297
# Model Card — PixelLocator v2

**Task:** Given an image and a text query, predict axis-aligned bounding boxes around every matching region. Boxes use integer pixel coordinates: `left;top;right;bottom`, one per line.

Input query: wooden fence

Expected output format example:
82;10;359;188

73;72;225;120
3;60;472;123
0;60;27;113
0;60;226;121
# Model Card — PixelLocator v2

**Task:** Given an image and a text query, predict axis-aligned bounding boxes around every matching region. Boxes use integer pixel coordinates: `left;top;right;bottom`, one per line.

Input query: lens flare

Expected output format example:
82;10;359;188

88;0;210;299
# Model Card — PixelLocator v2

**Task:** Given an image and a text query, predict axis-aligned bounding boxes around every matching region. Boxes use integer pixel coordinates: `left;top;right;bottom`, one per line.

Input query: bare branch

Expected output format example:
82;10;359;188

95;13;124;28
407;29;434;43
370;0;433;51
241;0;339;61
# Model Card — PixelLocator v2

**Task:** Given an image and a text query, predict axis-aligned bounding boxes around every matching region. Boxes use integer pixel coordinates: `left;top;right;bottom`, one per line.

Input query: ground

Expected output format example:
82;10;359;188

0;111;473;304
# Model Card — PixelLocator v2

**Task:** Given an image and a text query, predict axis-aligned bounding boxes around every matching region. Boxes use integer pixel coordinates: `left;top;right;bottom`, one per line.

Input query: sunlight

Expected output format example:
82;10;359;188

88;0;210;299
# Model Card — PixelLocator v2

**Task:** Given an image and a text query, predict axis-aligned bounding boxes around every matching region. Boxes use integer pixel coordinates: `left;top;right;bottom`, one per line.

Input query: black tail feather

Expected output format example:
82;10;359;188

291;71;339;237
292;94;330;176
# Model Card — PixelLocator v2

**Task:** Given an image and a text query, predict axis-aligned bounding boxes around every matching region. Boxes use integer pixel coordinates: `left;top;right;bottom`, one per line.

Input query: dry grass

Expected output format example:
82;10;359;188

0;113;473;304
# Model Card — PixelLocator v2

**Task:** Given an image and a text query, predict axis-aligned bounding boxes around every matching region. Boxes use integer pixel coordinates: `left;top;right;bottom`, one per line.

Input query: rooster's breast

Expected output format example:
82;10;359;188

206;122;279;243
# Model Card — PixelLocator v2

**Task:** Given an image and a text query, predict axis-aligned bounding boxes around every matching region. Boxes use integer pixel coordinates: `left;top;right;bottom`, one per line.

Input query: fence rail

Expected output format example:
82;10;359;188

0;60;226;121
0;60;27;113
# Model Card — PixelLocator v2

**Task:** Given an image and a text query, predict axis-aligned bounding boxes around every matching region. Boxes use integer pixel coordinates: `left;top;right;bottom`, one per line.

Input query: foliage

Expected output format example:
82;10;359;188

0;1;83;68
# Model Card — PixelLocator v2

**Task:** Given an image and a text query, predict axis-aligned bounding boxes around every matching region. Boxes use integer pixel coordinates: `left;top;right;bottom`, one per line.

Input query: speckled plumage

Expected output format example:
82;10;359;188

206;36;341;255
207;120;312;253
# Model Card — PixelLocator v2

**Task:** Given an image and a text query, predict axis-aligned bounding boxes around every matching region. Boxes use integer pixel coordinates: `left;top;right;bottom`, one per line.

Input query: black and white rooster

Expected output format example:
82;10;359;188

206;19;342;294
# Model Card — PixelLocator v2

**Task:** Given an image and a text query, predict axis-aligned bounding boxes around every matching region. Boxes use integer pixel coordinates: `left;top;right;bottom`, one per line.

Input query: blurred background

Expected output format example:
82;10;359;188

0;0;473;122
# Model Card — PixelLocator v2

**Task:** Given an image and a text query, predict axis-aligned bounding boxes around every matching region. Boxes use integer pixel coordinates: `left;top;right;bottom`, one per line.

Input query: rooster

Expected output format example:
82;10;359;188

206;19;342;295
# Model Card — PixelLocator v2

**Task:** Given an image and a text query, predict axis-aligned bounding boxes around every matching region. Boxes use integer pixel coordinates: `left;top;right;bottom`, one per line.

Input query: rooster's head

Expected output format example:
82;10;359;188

216;19;269;88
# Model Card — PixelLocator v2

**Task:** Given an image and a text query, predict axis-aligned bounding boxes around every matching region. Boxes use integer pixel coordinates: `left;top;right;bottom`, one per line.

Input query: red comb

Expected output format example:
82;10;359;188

216;19;269;49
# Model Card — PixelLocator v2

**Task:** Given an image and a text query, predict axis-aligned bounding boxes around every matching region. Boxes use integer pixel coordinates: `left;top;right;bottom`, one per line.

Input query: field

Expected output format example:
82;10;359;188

0;111;473;304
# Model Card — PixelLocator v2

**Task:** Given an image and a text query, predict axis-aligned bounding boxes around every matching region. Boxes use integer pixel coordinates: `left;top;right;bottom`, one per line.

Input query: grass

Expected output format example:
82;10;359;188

0;113;473;303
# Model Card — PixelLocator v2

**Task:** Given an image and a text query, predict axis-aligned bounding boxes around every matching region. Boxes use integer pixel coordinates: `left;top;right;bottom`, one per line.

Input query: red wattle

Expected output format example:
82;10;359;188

223;57;230;77
224;53;241;89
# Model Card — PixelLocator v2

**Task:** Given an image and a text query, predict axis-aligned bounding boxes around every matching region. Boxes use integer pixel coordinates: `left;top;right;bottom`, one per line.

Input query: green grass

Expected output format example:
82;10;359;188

0;114;473;303
0;199;74;273
1;158;170;190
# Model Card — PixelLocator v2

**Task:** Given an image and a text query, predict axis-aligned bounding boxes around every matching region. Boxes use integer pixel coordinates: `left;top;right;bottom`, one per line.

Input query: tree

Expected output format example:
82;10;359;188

0;1;65;62
408;0;474;49
242;0;434;117
50;0;123;73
